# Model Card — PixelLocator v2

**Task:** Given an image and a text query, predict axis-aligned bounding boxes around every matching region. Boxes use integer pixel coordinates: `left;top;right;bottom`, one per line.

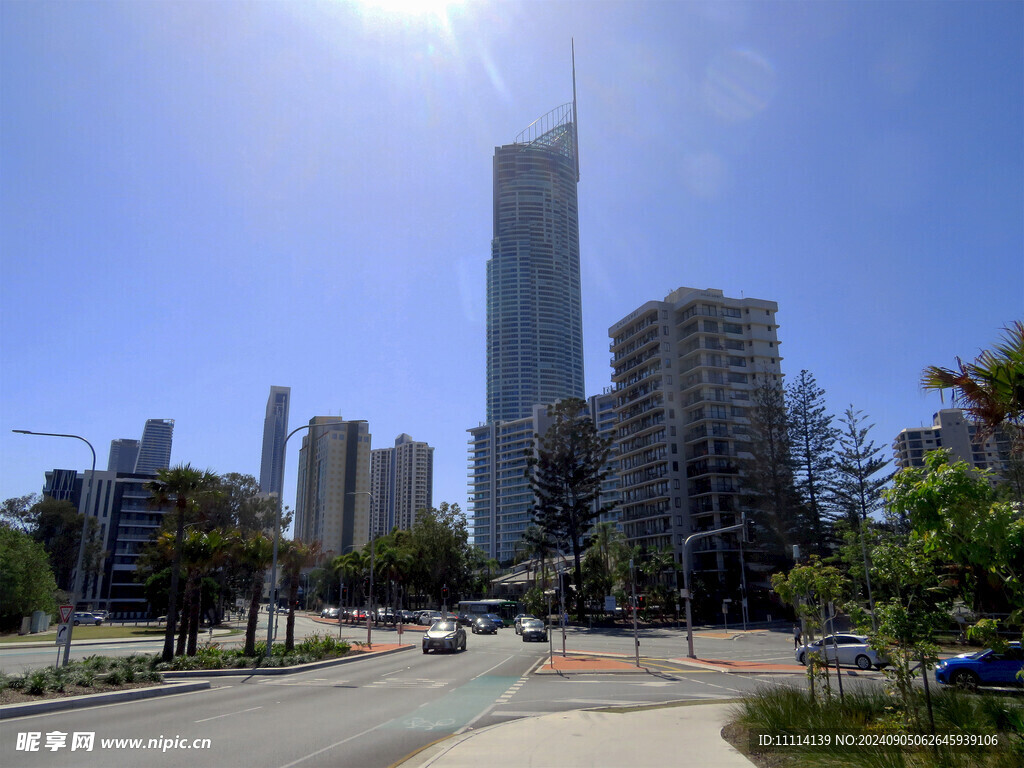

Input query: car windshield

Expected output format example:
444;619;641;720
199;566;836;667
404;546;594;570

523;620;542;628
431;621;457;632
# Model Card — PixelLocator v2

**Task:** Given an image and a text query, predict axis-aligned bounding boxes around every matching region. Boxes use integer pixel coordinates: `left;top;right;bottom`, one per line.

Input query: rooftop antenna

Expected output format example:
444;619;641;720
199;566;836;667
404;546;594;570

572;39;579;182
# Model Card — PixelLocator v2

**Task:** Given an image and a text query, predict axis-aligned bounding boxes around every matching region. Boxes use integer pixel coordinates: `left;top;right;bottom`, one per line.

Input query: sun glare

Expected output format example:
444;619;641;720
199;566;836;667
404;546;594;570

352;0;464;21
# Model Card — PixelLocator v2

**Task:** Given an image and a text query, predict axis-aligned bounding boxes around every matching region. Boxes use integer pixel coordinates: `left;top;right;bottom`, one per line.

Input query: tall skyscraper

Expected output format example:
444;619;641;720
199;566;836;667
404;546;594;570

486;71;584;423
369;434;434;537
259;386;291;496
107;439;139;473
293;418;371;556
471;55;587;562
134;419;174;474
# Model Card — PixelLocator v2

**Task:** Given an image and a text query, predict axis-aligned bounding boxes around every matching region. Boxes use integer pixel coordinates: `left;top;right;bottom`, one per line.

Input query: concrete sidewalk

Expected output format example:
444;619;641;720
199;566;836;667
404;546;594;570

395;702;753;768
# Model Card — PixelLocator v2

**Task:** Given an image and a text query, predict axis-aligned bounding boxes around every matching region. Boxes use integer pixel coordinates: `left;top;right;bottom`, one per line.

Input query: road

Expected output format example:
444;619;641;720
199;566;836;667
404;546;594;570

2;619;888;768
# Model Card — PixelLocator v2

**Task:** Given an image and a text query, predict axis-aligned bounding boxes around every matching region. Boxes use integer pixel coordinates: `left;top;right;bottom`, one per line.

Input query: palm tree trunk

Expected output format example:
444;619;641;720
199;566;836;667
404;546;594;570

187;578;202;656
285;579;299;651
162;508;185;662
244;576;261;656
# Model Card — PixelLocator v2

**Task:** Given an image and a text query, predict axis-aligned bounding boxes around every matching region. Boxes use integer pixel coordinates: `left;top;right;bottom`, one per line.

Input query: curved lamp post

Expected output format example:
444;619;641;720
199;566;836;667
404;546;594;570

265;420;345;659
12;430;96;667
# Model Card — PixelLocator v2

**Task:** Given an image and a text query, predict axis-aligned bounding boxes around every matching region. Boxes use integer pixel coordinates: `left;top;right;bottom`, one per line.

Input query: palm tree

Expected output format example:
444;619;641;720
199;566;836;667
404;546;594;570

280;538;323;651
333;550;365;619
640;547;678;619
922;321;1024;453
146;464;221;662
235;532;274;656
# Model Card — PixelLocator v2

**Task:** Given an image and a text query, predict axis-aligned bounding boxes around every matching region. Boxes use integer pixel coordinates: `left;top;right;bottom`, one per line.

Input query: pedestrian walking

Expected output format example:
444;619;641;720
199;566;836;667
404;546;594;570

793;623;802;649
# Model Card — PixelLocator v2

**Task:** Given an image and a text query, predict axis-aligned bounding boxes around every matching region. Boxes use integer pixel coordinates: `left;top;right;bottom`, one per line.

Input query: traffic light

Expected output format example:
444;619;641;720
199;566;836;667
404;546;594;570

441;584;449;602
363;575;370;594
744;515;756;544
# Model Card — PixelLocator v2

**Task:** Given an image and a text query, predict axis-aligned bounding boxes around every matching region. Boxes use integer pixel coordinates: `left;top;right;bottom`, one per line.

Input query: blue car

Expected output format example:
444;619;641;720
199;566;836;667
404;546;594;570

934;642;1023;690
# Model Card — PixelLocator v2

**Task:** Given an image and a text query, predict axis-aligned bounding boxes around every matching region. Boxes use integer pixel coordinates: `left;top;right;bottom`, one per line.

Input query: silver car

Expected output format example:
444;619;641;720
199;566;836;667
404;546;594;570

795;634;886;670
422;620;467;654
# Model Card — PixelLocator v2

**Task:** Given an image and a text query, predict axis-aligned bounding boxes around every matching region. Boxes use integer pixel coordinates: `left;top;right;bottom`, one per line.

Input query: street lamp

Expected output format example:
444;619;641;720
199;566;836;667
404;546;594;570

348;490;375;649
265;420;345;659
13;430;96;667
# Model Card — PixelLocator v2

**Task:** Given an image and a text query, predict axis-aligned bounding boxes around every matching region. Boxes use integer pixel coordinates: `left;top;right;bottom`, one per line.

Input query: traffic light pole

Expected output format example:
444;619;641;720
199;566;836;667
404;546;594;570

682;514;749;659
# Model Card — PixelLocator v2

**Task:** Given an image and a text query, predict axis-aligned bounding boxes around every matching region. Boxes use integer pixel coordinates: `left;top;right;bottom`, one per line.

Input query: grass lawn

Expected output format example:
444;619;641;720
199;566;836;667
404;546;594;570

0;625;241;643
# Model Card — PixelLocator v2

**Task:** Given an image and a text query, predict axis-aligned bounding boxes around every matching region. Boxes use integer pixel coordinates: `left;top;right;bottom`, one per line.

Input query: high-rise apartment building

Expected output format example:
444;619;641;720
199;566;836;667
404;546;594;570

259;386;291;496
107;439;139;472
486;97;584;423
587;391;621;529
609;287;782;614
134;419;174;474
293;418;371;556
893;408;1015;480
369;434;434;537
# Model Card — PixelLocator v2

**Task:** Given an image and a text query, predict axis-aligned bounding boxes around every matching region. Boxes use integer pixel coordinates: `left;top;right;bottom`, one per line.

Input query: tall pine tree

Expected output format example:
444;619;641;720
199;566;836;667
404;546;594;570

786;370;838;556
526;398;616;621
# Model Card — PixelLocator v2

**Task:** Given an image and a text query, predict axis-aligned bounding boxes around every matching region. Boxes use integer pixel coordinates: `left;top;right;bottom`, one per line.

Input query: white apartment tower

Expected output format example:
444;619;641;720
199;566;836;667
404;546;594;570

893;408;1015;480
609;287;782;587
369;434;434;537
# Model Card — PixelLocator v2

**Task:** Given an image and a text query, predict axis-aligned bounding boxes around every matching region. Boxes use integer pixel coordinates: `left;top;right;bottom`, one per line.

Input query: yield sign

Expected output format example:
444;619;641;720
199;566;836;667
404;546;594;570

59;605;74;624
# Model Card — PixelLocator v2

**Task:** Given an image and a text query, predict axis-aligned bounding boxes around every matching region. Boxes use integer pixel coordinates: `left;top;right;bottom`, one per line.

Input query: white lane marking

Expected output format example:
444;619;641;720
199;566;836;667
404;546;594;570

471;655;516;680
276;721;388;768
195;706;262;723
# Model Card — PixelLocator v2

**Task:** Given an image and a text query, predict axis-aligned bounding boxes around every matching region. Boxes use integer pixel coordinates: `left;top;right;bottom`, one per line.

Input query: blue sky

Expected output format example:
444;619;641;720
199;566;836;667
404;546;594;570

2;1;1021;529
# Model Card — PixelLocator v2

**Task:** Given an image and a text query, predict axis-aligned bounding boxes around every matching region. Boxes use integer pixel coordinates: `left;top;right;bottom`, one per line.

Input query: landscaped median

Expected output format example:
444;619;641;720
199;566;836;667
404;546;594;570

1;634;412;718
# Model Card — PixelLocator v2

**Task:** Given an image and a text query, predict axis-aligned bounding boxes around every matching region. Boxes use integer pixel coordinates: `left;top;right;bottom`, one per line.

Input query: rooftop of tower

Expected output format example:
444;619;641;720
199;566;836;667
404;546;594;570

513;103;576;162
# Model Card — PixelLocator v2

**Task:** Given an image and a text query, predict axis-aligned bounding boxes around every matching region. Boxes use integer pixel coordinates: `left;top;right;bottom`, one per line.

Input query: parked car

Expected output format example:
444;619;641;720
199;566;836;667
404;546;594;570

72;612;102;626
422;620;467;654
418;610;443;626
398;610;419;623
471;616;499;634
935;642;1023;691
321;607;340;619
795;634;886;670
520;618;547;642
514;614;537;634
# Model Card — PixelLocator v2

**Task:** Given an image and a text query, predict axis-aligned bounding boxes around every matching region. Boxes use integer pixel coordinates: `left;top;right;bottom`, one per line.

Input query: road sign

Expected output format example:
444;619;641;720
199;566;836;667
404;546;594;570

59;605;74;624
56;623;70;646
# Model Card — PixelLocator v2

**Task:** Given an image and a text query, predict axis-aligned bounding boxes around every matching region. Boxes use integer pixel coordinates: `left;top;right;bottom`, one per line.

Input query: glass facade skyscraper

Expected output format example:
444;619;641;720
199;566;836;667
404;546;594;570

486;103;585;423
133;419;174;474
259;385;291;496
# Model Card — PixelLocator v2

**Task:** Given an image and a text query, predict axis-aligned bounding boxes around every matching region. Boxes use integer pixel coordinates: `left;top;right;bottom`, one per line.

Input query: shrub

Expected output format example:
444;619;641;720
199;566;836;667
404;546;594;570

26;669;50;695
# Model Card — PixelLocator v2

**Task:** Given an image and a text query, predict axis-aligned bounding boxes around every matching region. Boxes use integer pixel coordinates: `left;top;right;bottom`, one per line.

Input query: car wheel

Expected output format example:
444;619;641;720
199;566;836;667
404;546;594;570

855;655;872;671
951;670;979;691
73;620;81;626
797;652;805;665
422;648;429;654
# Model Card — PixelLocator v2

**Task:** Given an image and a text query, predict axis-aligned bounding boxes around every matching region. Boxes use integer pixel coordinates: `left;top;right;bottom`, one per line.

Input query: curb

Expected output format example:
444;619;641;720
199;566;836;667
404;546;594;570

160;644;412;678
2;629;238;651
0;680;211;719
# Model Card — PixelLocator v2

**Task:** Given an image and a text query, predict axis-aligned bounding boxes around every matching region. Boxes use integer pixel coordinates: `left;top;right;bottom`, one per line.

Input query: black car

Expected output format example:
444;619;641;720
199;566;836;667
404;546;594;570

471;616;499;634
520;618;547;642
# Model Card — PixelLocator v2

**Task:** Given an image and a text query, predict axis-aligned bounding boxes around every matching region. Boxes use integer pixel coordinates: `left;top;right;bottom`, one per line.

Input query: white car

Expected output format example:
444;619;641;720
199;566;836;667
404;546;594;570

795;634;887;670
72;611;102;626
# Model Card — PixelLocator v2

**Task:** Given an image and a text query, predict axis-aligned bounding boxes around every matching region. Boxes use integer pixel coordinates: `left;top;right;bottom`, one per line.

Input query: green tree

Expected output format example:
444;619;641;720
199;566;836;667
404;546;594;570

28;497;100;592
146;464;221;662
407;502;471;604
830;407;892;624
771;557;850;701
0;523;58;631
280;538;323;650
333;550;366;612
235;532;274;655
742;378;803;564
786;370;838;555
885;450;1024;615
581;522;625;609
0;494;39;533
526;398;616;621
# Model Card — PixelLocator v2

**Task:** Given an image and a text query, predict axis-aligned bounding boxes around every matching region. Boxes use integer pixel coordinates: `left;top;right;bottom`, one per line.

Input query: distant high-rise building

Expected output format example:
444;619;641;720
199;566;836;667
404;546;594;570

259;386;291;496
134;419;174;474
893;408;1015;480
610;287;782;619
486;77;584;423
107;439;139;473
294;418;371;556
370;434;434;537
